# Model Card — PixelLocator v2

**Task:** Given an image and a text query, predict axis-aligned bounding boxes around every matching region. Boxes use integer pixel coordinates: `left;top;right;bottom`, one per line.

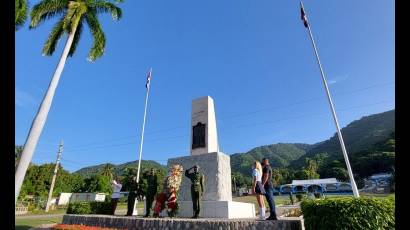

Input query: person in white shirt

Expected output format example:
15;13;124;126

110;178;122;215
252;161;266;220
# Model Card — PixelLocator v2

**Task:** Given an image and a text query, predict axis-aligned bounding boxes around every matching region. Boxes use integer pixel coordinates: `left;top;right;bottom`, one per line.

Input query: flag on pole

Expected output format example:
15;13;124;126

300;3;309;28
145;68;152;89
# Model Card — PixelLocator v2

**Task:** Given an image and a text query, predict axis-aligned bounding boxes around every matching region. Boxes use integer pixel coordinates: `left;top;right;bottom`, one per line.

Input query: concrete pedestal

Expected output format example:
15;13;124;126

177;201;255;219
167;152;255;218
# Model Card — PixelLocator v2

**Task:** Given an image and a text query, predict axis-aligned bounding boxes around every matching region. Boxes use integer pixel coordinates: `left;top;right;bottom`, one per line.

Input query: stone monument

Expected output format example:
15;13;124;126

167;96;255;218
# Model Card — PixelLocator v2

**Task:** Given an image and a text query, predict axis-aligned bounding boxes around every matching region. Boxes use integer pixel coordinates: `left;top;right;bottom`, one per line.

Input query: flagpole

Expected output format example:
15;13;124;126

300;1;359;197
136;68;152;184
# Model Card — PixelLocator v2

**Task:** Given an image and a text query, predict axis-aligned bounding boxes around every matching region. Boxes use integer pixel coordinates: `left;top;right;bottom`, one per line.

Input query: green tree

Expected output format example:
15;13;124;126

15;145;24;171
83;175;112;194
19;163;83;200
15;0;28;30
100;164;115;181
15;0;123;202
304;158;320;179
271;168;282;187
121;167;138;192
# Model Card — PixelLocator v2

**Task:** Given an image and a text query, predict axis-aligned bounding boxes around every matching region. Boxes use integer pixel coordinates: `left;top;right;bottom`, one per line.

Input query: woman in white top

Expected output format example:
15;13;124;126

252;161;266;220
110;178;122;215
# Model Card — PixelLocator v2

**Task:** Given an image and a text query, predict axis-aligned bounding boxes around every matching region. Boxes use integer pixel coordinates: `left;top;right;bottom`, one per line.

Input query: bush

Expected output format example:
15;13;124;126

90;201;113;214
67;202;92;214
301;197;395;230
67;201;112;215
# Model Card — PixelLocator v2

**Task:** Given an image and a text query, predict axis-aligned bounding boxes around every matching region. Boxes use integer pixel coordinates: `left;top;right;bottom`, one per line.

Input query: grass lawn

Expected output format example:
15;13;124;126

15;216;62;230
26;208;67;215
116;202;144;210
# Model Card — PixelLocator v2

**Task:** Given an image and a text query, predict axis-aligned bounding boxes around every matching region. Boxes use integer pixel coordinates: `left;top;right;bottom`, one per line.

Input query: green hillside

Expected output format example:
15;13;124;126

74;160;166;178
290;109;395;169
231;143;310;176
73;109;395;187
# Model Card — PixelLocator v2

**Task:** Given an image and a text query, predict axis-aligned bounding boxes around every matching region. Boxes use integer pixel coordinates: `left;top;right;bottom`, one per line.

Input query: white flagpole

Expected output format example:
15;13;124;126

300;1;359;197
132;68;152;216
136;68;152;184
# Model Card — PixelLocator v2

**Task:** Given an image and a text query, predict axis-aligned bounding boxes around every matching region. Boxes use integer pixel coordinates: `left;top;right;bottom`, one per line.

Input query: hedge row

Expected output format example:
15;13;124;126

301;196;395;230
66;201;113;215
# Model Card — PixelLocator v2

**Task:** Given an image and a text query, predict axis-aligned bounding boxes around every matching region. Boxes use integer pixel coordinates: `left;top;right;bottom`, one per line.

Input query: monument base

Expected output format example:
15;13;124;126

175;201;255;219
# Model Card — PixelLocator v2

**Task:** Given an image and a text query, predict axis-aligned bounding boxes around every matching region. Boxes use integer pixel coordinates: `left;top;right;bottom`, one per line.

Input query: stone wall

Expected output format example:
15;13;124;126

62;215;304;230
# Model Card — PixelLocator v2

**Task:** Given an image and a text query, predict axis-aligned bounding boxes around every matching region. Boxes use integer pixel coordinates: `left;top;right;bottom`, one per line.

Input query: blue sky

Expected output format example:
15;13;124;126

15;0;395;172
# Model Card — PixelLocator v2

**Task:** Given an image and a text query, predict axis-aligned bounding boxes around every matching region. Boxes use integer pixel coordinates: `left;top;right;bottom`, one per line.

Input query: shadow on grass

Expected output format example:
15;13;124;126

15;225;32;230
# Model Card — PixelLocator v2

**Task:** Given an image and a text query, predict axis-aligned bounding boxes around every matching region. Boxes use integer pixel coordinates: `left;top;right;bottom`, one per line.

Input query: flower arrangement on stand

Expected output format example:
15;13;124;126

153;164;183;217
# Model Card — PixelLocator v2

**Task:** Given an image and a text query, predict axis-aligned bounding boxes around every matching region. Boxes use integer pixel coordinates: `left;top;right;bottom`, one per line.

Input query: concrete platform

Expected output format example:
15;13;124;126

172;201;255;219
62;214;304;230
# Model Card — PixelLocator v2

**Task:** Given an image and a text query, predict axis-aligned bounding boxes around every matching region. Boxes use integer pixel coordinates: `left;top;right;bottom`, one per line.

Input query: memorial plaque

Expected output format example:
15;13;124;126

192;122;206;149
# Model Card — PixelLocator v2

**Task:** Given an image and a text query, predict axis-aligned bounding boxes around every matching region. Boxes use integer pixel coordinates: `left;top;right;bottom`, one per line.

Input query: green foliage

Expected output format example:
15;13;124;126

292;109;395;169
15;0;28;30
231;143;309;177
304;158;320;179
82;175;112;194
15;145;23;171
89;200;113;214
66;202;92;214
99;164;115;181
319;132;395;182
29;0;123;61
19;163;82;199
301;197;395;230
66;200;113;214
74;160;166;179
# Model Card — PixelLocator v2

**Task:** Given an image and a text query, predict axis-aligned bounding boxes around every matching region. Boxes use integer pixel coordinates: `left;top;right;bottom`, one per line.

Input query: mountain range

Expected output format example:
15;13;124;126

74;109;395;178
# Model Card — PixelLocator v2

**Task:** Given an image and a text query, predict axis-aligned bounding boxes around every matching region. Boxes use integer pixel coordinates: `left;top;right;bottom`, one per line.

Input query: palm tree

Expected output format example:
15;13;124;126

100;163;115;180
15;0;28;30
15;0;123;205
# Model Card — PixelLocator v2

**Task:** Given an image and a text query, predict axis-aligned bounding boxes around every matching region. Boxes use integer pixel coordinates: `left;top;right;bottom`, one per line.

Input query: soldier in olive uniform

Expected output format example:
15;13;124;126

185;165;204;218
144;168;158;217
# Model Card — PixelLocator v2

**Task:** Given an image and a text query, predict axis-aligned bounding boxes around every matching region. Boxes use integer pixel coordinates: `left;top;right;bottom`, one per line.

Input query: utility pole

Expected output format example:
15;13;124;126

45;140;63;212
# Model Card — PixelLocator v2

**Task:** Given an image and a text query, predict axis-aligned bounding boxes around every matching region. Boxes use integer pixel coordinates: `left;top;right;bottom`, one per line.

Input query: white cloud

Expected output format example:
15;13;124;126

328;74;349;85
15;87;37;108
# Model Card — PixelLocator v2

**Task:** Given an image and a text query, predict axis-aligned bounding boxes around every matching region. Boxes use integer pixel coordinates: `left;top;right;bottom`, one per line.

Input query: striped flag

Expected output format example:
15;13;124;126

300;3;308;28
145;68;152;89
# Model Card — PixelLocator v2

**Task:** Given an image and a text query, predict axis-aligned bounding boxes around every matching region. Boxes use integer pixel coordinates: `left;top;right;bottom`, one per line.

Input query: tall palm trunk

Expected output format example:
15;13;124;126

15;27;77;205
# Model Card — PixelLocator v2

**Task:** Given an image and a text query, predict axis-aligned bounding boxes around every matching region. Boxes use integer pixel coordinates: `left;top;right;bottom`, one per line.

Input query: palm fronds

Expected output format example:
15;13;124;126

30;0;123;61
15;0;28;30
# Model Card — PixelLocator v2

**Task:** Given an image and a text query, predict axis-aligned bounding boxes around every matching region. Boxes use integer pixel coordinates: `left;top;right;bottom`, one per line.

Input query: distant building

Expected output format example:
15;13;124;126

360;173;392;193
279;178;352;194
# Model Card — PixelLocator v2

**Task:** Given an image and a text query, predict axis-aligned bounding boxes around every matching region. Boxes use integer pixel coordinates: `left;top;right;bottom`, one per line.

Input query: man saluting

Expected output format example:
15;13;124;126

185;165;204;218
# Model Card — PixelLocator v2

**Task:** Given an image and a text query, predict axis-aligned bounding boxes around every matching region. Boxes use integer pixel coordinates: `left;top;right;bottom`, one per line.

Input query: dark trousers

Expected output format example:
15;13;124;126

145;195;155;216
110;198;119;215
126;193;136;216
264;185;277;218
191;188;201;216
